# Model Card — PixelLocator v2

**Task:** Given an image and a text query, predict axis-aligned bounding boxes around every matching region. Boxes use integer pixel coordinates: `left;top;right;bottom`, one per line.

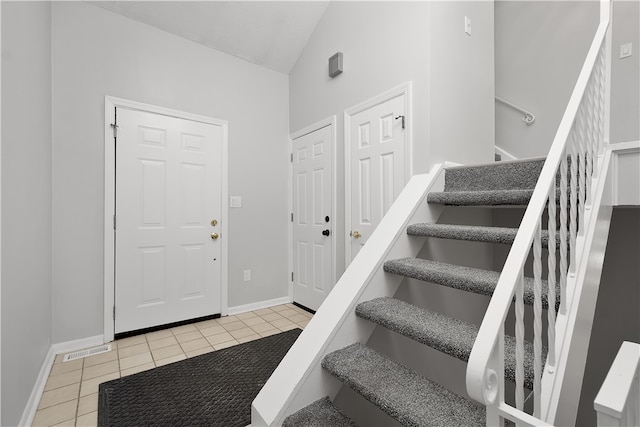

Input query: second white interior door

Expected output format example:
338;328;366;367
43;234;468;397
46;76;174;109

348;94;407;262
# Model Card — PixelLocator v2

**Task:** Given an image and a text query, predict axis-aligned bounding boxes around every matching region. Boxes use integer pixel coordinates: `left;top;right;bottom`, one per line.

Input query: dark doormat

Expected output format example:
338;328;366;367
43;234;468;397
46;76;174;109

98;328;302;427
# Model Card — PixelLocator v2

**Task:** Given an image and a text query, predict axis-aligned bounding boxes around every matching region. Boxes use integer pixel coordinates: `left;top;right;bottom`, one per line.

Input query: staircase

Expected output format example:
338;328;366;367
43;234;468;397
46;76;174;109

254;1;612;425
282;159;549;426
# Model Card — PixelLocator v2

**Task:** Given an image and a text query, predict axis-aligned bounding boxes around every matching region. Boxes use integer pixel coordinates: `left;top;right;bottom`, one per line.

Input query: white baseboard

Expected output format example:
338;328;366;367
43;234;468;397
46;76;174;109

19;334;104;426
227;296;292;316
52;334;105;354
18;346;56;427
495;145;517;161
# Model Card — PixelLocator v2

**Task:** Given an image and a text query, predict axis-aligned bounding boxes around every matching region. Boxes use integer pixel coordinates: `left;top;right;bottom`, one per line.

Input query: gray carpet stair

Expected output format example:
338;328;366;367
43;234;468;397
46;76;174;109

321;343;486;427
282;397;358;427
441;158;545;192
407;223;557;248
425;157;572;207
383;257;559;310
356;297;542;390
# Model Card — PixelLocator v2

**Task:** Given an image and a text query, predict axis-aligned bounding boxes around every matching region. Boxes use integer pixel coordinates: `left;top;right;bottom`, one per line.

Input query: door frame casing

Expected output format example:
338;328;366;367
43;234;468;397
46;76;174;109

288;116;337;304
103;96;229;343
344;82;413;265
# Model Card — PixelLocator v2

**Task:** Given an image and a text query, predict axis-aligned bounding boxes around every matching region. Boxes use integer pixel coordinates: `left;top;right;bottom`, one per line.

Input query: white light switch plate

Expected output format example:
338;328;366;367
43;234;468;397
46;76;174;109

230;196;242;208
620;42;632;59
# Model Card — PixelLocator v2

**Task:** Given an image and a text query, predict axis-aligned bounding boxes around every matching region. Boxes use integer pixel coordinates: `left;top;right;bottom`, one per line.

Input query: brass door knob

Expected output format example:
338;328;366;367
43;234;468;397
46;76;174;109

211;233;219;240
352;231;361;239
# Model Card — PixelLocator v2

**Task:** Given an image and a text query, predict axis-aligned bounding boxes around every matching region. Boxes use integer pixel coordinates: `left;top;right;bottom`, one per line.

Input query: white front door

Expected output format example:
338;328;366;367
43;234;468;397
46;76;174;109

292;125;333;311
348;94;407;262
115;108;223;334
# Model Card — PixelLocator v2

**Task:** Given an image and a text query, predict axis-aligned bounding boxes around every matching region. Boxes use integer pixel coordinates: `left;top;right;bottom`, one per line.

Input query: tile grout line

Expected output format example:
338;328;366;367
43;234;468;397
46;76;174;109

72;358;85;425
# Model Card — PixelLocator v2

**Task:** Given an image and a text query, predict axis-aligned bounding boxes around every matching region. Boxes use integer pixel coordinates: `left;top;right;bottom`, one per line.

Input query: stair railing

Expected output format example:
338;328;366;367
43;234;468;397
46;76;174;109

466;1;612;425
495;96;536;125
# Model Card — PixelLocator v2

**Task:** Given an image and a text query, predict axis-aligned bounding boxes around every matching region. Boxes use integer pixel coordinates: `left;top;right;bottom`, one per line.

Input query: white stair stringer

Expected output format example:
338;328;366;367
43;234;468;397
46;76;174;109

251;164;447;426
542;148;614;426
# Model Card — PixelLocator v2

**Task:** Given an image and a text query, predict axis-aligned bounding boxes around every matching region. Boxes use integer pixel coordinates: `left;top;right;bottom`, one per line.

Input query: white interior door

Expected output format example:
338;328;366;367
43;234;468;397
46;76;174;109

348;94;407;262
115;108;222;334
292;125;333;311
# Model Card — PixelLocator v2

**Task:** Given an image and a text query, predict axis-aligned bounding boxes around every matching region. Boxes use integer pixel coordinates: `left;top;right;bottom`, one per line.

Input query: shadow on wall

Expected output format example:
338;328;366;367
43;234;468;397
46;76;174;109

577;208;640;426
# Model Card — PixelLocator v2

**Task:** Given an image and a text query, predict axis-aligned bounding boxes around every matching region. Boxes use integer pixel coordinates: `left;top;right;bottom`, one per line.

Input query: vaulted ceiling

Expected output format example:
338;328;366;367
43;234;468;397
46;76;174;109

90;1;330;74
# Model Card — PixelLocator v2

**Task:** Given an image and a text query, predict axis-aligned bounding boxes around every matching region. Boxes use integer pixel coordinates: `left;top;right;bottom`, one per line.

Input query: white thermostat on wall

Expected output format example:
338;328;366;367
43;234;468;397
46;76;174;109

230;196;242;208
329;52;343;78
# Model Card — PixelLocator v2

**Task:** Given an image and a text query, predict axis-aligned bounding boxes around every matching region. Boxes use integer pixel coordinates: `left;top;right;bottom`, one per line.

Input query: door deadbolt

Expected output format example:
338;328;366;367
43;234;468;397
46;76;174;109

211;233;219;240
352;231;361;239
322;229;330;237
211;219;218;227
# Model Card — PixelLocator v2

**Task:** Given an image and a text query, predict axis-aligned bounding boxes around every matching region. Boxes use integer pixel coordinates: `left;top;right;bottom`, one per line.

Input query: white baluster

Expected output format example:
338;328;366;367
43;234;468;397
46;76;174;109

593;48;604;165
533;221;542;417
598;44;607;157
570;131;578;275
560;152;569;314
515;270;525;410
578;104;587;234
585;78;594;206
548;184;557;371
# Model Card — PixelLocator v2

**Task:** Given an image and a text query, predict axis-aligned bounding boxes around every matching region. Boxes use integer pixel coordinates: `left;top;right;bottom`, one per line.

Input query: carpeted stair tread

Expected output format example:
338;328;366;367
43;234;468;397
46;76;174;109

443;158;545;192
322;343;486;427
407;223;556;248
384;258;559;310
282;397;359;427
356;297;542;390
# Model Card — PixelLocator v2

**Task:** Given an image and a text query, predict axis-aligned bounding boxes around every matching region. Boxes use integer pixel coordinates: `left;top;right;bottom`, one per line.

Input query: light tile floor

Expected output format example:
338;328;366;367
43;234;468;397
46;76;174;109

32;304;312;427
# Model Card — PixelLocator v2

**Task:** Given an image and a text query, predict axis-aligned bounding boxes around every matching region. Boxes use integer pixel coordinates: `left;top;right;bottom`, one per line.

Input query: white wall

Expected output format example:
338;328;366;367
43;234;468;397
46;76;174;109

290;1;494;280
495;1;599;159
51;2;290;343
610;0;639;144
1;2;53;425
427;1;495;167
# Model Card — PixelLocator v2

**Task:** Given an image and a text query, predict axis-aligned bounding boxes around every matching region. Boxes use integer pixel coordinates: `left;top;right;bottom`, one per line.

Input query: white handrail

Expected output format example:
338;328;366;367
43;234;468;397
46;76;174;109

495;96;536;125
467;0;611;425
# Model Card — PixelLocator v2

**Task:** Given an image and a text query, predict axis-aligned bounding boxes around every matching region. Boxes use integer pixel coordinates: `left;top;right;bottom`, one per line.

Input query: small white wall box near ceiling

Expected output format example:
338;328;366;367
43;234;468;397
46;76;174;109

329;52;343;78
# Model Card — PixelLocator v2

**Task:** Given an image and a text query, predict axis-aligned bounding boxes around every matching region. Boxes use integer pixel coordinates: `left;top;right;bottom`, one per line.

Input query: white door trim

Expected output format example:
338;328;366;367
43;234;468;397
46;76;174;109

103;96;229;343
344;82;413;266
288;116;338;303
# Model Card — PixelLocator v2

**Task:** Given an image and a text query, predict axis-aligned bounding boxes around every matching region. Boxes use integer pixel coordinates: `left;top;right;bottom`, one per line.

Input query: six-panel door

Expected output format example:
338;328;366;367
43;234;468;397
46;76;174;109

115;108;222;334
292;125;333;311
349;95;406;262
